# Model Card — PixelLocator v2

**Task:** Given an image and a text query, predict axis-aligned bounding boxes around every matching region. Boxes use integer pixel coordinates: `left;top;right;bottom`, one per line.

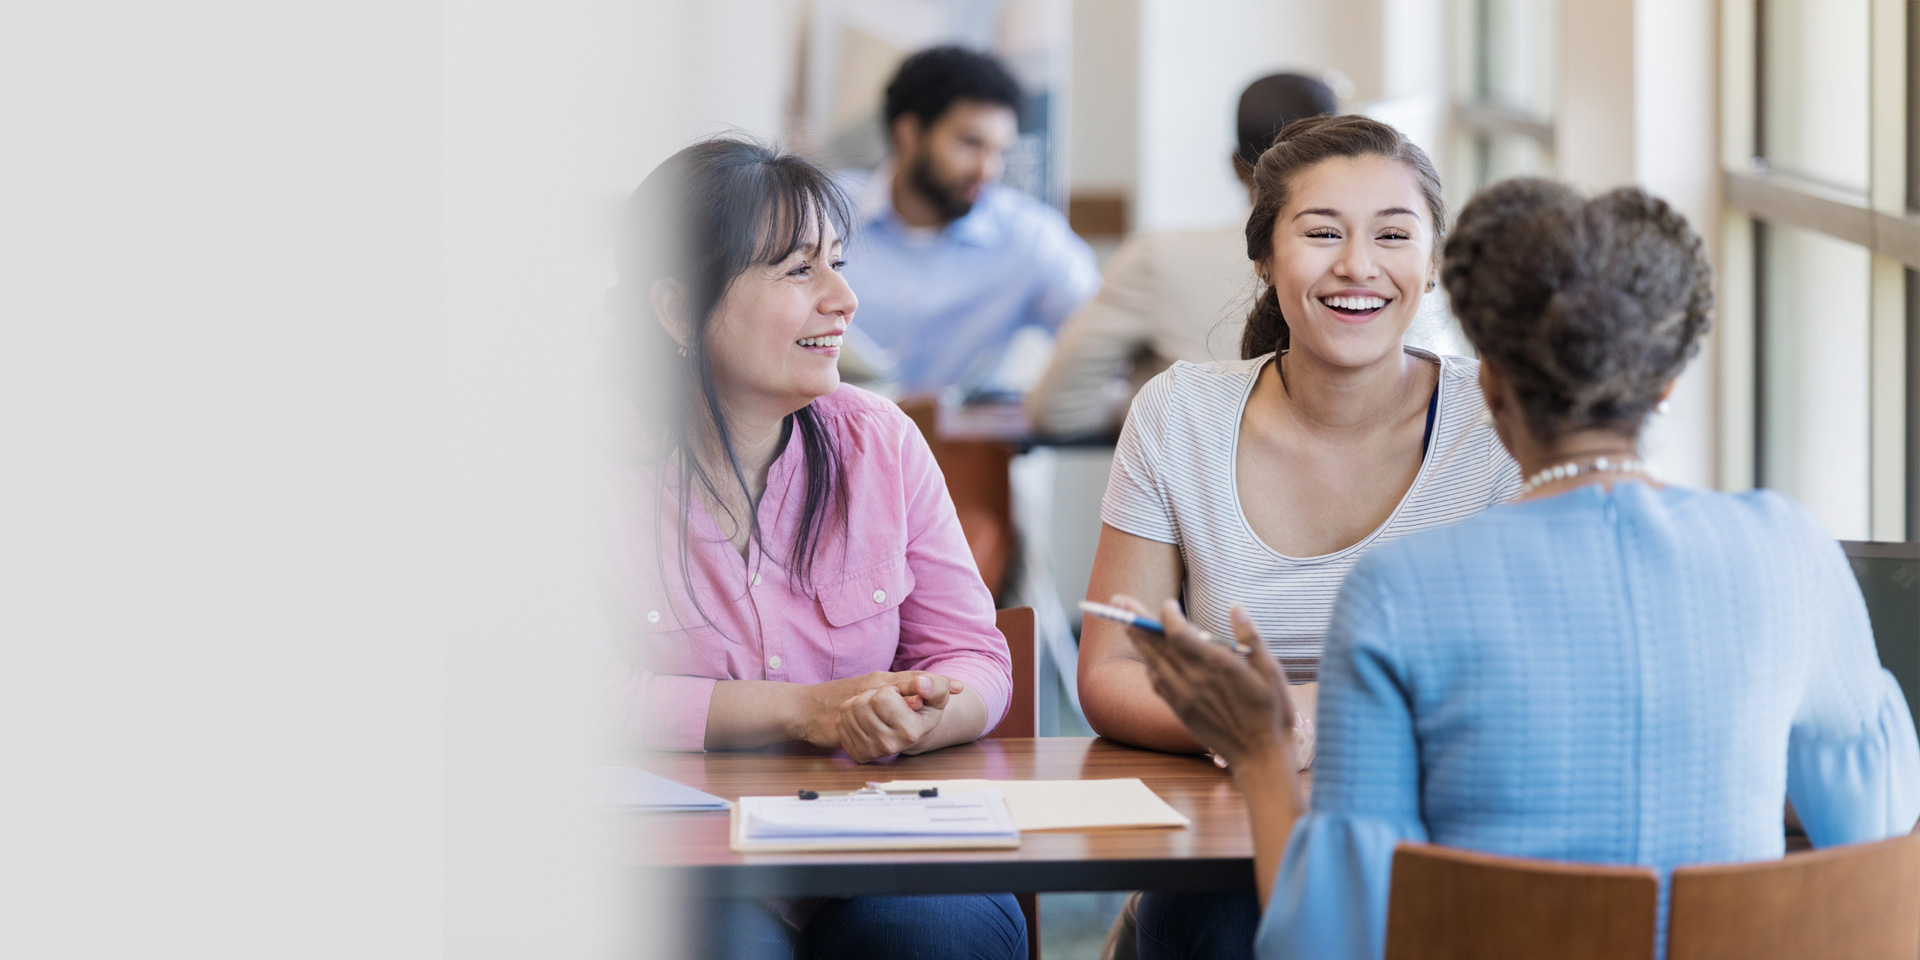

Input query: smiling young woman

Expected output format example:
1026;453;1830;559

1076;115;1522;960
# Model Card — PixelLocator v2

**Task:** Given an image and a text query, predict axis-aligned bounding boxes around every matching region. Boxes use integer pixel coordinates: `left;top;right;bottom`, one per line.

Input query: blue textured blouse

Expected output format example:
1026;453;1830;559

1257;482;1920;959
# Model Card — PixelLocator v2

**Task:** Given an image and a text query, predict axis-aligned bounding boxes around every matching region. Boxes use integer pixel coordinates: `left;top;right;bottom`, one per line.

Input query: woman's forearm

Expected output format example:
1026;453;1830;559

701;680;809;750
1232;744;1307;910
704;676;987;755
1081;657;1210;754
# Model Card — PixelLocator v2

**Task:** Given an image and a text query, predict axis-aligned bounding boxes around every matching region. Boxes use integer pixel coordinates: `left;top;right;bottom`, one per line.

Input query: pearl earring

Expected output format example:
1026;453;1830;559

677;344;689;358
1656;399;1672;415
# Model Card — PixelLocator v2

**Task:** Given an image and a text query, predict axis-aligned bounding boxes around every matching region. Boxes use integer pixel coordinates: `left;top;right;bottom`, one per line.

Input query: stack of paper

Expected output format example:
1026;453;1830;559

874;778;1190;831
594;767;729;811
730;789;1020;852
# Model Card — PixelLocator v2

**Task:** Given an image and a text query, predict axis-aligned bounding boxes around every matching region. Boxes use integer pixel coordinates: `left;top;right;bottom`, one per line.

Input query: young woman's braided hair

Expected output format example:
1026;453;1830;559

1240;114;1447;361
1441;179;1714;440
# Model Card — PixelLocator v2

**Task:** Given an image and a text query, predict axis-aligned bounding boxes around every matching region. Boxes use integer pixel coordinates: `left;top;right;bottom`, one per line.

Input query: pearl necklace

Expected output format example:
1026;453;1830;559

1522;455;1648;494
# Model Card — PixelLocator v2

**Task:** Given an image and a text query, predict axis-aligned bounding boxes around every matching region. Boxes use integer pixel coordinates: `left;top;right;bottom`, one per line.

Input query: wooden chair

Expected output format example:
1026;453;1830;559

1667;831;1920;960
986;606;1040;959
986;606;1037;741
1384;842;1659;960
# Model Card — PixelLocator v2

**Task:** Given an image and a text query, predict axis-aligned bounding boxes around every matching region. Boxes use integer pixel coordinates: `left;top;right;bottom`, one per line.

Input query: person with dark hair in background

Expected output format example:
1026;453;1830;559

840;44;1099;396
1117;180;1920;959
1028;73;1338;437
611;137;1025;959
1077;115;1522;960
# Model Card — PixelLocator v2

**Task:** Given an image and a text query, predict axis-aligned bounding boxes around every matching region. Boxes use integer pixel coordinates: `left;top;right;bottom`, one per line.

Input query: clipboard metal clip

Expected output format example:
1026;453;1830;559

797;785;939;800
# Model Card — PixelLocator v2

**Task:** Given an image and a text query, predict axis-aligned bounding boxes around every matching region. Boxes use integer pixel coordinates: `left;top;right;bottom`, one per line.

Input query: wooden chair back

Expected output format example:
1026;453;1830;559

986;606;1036;739
1667;831;1920;960
1385;842;1660;960
898;397;1016;597
984;606;1039;958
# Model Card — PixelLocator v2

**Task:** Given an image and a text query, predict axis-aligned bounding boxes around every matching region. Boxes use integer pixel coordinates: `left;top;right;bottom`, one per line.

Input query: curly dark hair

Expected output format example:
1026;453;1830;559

1441;178;1714;441
883;45;1023;130
1240;114;1446;360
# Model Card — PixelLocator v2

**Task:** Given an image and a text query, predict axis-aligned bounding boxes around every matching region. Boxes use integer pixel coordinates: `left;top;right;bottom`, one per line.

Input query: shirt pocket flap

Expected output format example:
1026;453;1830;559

820;555;914;627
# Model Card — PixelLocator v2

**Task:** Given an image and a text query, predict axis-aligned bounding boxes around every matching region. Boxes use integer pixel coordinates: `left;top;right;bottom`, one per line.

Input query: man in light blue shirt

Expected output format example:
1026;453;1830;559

841;46;1099;396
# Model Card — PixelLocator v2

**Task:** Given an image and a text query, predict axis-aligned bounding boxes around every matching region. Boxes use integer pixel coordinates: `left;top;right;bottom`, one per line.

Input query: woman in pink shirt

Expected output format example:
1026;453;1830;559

614;138;1023;959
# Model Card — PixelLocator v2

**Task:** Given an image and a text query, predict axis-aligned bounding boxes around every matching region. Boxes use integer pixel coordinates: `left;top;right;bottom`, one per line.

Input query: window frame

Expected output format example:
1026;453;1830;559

1450;0;1558;200
1720;0;1910;540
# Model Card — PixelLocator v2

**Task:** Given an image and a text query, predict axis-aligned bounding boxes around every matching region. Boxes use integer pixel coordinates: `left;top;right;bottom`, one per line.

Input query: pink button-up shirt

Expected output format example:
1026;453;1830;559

615;384;1011;751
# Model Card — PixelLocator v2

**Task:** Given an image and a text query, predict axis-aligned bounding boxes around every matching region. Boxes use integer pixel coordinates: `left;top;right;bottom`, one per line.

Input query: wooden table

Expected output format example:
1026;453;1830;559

638;737;1272;899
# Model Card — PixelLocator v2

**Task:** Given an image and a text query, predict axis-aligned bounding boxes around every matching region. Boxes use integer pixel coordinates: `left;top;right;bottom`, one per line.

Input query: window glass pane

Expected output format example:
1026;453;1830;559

1475;0;1556;117
1451;133;1559;202
1482;133;1551;184
1758;222;1872;539
1759;0;1870;193
1451;134;1554;201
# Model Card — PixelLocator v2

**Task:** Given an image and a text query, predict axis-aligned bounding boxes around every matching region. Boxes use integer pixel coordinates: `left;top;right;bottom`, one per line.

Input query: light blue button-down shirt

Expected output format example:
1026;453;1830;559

839;164;1099;395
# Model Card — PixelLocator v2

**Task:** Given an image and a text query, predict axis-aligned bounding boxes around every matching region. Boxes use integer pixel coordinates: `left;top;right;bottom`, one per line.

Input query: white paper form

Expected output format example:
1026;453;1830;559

594;767;729;811
739;789;1018;841
874;779;1190;831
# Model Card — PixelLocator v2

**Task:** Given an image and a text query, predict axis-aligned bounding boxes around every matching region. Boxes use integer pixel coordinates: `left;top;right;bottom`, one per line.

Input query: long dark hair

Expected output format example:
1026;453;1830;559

1442;179;1713;440
1239;114;1447;362
617;138;852;606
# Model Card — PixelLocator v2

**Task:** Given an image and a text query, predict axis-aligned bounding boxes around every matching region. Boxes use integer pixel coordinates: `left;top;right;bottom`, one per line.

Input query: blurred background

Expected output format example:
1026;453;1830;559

586;0;1913;954
612;0;1920;556
9;1;1913;957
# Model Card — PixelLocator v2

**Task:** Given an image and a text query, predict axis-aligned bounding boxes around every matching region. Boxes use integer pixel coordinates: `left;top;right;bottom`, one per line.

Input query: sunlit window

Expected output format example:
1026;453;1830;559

1758;0;1870;192
1450;0;1556;200
1757;222;1873;537
1724;0;1911;540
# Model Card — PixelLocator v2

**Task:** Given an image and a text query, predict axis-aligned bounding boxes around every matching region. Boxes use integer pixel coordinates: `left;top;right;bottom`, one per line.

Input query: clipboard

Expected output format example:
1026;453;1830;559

873;778;1191;832
727;789;1022;853
727;806;1022;853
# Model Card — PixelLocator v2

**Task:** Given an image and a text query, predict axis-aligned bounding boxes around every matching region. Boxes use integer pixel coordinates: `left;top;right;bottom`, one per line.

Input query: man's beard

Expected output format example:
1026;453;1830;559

907;153;978;223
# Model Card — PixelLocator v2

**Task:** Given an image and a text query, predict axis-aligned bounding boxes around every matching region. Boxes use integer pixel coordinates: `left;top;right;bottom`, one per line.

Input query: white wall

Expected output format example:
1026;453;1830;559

10;1;800;954
1551;0;1720;490
444;3;801;957
7;3;443;955
1356;0;1449;159
1135;0;1327;229
1556;0;1639;191
671;2;804;148
1133;0;1451;231
1631;0;1721;492
1068;0;1139;199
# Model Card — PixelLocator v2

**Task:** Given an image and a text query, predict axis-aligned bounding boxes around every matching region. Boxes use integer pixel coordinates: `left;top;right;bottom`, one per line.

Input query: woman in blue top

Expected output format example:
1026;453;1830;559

1114;179;1920;959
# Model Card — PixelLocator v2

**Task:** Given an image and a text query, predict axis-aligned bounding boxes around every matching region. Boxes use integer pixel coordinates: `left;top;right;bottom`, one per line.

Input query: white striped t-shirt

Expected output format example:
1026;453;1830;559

1100;347;1522;680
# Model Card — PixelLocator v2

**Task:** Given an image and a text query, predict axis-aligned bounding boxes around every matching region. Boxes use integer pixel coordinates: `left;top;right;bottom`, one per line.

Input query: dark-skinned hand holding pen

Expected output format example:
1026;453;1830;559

1110;594;1307;910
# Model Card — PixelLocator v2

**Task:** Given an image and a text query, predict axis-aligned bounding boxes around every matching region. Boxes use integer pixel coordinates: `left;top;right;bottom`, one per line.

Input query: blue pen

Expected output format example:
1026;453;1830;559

1078;600;1252;655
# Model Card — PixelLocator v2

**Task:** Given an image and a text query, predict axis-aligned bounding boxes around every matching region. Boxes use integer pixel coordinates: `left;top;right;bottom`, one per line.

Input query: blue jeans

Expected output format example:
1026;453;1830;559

1135;890;1262;960
695;893;1027;960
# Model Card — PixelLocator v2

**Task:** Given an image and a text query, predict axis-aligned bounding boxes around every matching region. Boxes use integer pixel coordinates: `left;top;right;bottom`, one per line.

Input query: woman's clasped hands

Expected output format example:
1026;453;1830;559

794;670;966;763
